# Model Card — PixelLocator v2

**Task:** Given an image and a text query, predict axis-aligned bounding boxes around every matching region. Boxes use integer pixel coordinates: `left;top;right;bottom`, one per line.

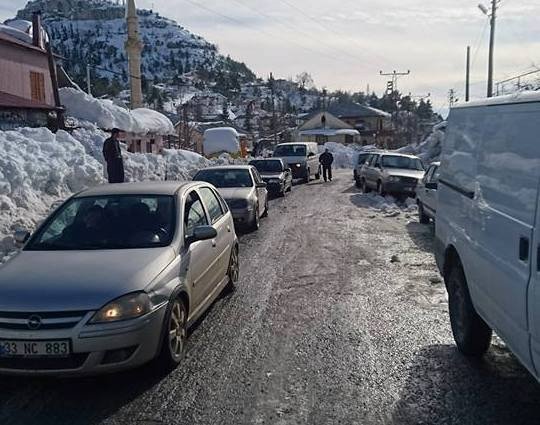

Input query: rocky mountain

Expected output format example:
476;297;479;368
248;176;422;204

14;0;257;97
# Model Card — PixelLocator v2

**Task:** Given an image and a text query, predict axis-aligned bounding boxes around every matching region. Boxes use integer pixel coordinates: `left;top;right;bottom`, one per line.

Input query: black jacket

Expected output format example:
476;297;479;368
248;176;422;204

319;151;334;167
102;137;122;163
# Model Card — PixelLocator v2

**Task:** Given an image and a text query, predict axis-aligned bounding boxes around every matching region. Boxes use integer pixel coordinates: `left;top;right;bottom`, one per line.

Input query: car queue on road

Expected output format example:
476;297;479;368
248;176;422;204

0;141;324;377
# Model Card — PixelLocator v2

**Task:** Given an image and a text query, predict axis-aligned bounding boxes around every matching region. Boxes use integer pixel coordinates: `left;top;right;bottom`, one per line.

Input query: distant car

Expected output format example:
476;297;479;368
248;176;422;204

249;159;292;197
354;152;374;187
416;162;440;223
0;181;239;376
359;152;425;196
193;166;268;231
272;142;320;183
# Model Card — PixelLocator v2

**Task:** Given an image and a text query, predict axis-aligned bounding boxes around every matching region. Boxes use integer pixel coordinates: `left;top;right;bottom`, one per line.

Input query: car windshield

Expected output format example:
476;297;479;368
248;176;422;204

357;154;370;165
250;160;283;173
25;195;176;251
194;169;254;188
382;156;424;171
273;145;307;157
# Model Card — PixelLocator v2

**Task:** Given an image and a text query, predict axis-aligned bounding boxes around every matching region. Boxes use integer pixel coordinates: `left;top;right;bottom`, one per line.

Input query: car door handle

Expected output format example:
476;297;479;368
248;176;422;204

519;237;529;262
212;240;217;248
227;225;231;233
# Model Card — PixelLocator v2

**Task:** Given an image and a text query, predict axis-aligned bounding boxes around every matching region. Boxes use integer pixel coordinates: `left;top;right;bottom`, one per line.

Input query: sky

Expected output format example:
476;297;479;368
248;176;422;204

1;0;539;115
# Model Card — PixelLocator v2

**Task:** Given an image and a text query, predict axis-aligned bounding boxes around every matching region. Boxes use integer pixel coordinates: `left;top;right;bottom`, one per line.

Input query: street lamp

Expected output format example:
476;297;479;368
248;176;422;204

478;1;498;97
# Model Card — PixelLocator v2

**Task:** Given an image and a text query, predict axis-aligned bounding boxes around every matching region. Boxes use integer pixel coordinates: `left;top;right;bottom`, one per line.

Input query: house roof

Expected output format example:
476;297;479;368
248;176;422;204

0;30;46;55
0;90;57;111
328;103;391;118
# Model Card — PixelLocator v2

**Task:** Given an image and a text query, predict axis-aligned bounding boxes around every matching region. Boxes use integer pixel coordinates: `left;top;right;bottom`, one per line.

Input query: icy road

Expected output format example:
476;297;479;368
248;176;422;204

2;170;540;425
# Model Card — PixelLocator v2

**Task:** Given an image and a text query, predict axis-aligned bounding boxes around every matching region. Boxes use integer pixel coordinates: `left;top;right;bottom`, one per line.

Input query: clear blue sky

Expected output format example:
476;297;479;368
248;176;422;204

2;0;539;114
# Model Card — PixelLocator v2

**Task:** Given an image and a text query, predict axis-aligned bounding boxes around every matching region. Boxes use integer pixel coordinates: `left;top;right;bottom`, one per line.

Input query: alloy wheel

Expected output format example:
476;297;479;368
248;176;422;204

168;300;186;361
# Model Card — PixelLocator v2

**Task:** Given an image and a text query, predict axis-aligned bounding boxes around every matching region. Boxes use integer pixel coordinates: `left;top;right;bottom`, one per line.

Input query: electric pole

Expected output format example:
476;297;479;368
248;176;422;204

448;89;458;107
86;64;92;95
268;72;277;145
379;70;411;93
479;0;500;97
466;46;471;101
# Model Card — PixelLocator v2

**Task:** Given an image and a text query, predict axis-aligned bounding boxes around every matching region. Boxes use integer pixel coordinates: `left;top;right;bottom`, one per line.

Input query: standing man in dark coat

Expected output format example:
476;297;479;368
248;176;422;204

102;128;125;183
319;148;334;182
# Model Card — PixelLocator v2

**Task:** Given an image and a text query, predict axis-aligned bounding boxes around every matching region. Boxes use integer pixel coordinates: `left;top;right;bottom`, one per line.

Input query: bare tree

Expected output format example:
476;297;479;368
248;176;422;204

295;72;315;91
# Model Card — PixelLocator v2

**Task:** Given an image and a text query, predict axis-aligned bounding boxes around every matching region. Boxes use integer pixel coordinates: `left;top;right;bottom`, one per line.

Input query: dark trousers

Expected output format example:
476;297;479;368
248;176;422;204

107;159;125;183
322;165;332;182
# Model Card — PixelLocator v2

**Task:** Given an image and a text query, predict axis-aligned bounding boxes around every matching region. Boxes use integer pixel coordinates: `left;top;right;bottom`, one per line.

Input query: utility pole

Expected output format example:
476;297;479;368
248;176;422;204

379;70;411;93
466;46;471;101
479;1;500;97
448;89;458;107
86;64;91;95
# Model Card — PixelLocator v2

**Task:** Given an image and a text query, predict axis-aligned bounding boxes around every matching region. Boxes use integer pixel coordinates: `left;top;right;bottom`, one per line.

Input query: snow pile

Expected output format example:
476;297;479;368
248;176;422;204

398;121;446;163
203;127;240;157
60;88;175;135
0;127;104;260
351;192;418;217
320;142;376;169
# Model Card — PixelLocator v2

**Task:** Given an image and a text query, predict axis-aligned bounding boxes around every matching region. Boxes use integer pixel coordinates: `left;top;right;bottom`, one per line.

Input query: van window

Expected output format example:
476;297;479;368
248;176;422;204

274;145;307;157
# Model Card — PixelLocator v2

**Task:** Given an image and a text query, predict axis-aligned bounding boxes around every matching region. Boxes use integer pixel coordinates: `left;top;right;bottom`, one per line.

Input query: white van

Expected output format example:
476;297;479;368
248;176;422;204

272;142;320;183
435;92;540;379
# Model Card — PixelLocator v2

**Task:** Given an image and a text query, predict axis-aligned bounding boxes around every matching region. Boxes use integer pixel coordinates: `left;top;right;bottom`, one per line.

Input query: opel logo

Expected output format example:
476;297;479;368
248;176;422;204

27;315;42;330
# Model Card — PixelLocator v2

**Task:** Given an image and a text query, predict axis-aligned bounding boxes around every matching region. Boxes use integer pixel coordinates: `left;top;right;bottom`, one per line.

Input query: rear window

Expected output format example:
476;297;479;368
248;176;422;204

273;145;307;157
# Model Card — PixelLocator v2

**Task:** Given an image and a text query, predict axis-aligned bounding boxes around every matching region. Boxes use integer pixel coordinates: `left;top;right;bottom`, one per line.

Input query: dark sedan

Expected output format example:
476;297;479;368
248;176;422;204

249;159;293;197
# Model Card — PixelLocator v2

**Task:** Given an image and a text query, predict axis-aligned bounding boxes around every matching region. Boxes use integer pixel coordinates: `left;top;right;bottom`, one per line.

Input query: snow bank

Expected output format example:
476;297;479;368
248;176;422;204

398;121;446;164
351;192;417;217
320;142;375;169
60;88;175;135
203;127;240;157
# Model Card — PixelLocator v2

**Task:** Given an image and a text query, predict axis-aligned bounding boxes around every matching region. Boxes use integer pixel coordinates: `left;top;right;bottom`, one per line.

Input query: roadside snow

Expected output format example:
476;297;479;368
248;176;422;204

351;192;418;217
398;121;446;163
60;88;175;135
203;127;240;156
320;142;376;169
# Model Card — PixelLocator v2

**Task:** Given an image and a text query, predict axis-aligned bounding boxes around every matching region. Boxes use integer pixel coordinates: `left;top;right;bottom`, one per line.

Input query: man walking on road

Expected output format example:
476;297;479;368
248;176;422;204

319;148;334;182
102;128;125;183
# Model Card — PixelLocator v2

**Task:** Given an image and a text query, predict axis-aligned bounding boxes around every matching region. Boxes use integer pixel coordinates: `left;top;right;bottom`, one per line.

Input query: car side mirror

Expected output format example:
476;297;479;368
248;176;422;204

308;152;315;157
186;225;217;245
256;182;267;188
14;230;31;246
426;182;438;190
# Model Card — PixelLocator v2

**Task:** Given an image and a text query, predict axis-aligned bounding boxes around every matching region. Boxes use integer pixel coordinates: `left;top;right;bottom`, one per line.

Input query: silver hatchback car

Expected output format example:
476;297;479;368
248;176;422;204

0;181;239;376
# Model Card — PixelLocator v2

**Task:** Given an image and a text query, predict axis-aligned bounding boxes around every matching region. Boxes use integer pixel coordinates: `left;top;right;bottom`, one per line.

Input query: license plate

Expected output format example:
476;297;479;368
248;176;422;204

0;340;70;357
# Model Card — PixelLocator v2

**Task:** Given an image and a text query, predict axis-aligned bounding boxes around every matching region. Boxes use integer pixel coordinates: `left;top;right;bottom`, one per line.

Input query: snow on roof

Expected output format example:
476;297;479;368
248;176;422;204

60;88;175;135
203;127;240;156
455;91;540;109
300;129;360;136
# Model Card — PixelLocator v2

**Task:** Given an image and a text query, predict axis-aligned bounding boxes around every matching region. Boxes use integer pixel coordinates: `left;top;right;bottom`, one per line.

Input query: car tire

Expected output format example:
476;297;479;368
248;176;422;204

355;175;361;188
361;179;370;193
418;202;430;224
262;199;269;217
447;262;492;357
156;297;187;370
225;245;239;293
249;205;260;231
377;181;385;196
304;169;310;184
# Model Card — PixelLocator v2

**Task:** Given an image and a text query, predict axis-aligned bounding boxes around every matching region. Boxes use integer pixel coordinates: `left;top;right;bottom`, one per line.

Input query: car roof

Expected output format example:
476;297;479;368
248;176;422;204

250;158;282;162
75;181;199;197
276;142;314;146
377;152;421;159
196;165;253;171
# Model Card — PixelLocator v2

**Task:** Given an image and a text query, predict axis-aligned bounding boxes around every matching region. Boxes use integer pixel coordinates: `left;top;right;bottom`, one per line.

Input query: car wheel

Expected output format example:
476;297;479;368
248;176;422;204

361;179;370;193
447;262;492;356
225;245;239;292
304;169;310;184
418;202;430;224
262;199;269;217
157;298;187;370
377;181;385;196
355;175;361;188
249;204;260;231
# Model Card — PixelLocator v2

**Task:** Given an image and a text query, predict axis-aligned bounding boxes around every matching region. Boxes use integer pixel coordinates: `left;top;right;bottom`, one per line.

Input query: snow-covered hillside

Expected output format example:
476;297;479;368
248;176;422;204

13;0;256;92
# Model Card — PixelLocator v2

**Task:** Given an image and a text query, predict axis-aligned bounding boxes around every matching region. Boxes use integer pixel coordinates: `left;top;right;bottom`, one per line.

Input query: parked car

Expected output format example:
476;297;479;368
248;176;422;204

0;181;239;376
272;142;320;183
359;152;425;196
193;166;268;231
416;161;440;223
249;158;292;197
435;93;540;380
354;152;375;187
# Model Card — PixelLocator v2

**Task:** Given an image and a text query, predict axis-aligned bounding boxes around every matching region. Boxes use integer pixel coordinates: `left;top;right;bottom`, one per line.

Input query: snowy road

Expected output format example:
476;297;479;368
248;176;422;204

2;170;540;425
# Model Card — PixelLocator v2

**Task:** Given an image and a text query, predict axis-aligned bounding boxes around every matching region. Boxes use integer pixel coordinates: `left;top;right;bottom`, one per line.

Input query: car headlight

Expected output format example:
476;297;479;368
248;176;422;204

388;176;401;182
295;164;302;168
90;292;151;324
